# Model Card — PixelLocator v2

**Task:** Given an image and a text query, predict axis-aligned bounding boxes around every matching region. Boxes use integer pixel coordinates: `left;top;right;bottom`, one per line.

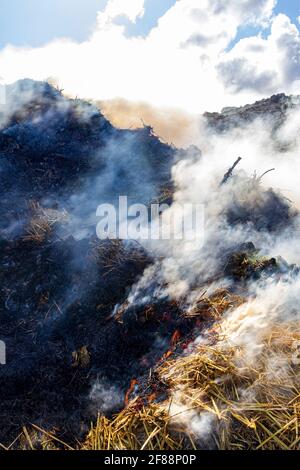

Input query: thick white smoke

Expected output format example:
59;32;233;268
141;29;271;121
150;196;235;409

116;100;300;441
138;102;300;294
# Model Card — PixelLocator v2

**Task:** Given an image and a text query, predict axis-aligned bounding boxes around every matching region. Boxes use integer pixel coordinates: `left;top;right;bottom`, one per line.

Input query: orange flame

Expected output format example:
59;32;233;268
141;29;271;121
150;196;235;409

147;392;157;403
162;349;173;360
171;329;181;348
124;379;138;406
160;330;182;362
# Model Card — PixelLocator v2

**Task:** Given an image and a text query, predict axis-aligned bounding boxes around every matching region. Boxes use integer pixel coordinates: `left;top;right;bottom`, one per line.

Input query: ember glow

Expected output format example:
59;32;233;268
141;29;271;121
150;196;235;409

0;0;300;456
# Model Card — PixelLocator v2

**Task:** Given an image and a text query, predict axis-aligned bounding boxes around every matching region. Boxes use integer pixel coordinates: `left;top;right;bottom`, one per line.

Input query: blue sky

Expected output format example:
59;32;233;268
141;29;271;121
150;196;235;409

0;0;106;48
0;0;176;48
1;0;298;50
275;0;300;20
225;0;300;50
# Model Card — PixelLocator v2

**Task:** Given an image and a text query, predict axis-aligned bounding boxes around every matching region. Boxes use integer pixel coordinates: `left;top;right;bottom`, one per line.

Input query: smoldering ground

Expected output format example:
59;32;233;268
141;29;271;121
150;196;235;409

0;79;201;445
1;79;300;448
108;92;300;444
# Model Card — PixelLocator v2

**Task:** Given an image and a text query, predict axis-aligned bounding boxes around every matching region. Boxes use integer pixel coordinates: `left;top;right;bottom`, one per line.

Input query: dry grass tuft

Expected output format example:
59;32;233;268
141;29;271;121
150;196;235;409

186;289;244;320
82;402;186;450
24;201;69;243
90;239;148;267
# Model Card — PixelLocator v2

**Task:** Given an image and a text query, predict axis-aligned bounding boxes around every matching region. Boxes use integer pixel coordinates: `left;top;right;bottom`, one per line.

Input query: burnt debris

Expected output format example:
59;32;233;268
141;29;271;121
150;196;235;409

0;80;181;444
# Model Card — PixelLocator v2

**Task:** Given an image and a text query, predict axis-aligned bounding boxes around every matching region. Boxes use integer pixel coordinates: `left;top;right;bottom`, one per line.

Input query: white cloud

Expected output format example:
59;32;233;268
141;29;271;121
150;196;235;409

0;0;298;113
217;14;300;99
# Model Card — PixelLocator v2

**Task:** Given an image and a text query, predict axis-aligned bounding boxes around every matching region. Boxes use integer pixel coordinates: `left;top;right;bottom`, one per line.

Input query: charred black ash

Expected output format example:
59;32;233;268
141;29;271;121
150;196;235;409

0;80;180;445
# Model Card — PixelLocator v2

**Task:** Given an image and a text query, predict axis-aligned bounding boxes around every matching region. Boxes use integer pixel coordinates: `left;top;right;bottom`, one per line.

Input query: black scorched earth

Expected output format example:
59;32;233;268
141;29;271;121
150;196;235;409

0;80;300;450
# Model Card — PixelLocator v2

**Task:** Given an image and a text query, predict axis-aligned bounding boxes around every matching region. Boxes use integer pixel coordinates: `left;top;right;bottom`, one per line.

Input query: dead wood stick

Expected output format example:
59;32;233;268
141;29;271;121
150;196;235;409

220;157;242;185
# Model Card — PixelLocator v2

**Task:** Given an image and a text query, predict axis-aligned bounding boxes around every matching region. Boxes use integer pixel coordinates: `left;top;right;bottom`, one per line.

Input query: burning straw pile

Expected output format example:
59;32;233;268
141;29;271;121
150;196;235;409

82;321;300;450
17;294;300;451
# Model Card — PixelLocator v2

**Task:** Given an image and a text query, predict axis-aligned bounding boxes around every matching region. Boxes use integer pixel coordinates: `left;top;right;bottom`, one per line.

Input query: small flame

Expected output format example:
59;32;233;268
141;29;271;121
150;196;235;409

147;392;157;403
124;379;139;406
160;330;182;362
171;329;181;348
162;349;173;360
